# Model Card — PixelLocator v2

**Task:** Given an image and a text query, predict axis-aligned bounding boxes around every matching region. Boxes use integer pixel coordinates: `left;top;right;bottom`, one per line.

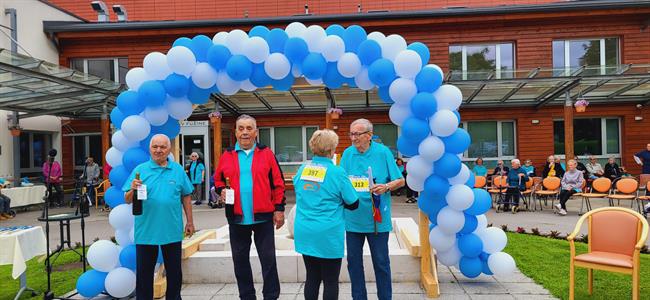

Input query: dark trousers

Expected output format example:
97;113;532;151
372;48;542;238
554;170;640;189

47;183;64;205
504;187;521;207
0;194;10;213
303;255;342;300
136;242;182;300
192;183;203;201
346;232;391;300
229;221;280;300
559;189;577;210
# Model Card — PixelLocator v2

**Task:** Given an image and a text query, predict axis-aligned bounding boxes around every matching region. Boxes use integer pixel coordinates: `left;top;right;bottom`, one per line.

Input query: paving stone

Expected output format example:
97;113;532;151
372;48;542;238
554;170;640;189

513;295;559;300
501;282;551;295
459;282;508;295
469;294;515;300
392;282;425;294
180;296;213;300
437;294;472;300
493;271;535;283
279;283;303;294
439;282;465;295
181;284;225;295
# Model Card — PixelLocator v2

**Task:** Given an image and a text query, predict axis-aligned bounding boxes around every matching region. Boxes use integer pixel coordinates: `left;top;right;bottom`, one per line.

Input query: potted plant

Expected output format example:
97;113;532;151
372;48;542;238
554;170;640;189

327;108;343;119
574;99;589;113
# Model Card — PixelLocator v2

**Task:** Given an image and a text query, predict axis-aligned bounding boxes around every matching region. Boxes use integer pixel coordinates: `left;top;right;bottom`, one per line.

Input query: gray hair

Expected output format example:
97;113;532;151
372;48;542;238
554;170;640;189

149;134;171;148
236;114;257;129
350;118;373;132
511;159;521;165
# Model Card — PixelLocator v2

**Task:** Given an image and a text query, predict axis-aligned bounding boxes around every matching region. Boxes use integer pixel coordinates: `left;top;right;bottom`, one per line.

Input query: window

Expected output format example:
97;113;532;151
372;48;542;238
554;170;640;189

553;118;620;157
461;121;516;168
70;58;128;83
258;126;318;173
552;38;619;75
373;124;398;158
73;134;103;170
449;43;515;80
19;131;53;175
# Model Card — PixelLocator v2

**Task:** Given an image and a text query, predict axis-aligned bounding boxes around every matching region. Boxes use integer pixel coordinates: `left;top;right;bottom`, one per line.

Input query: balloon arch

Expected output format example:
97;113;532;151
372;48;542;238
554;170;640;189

76;22;516;298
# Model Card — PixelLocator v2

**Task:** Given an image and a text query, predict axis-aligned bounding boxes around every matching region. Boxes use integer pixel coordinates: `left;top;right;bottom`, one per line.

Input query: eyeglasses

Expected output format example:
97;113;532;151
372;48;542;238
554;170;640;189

349;131;370;138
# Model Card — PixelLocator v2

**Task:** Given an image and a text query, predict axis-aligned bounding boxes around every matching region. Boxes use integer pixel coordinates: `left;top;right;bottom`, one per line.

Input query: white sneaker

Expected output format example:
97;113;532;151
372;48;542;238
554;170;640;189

558;209;567;216
644;203;650;212
554;203;562;212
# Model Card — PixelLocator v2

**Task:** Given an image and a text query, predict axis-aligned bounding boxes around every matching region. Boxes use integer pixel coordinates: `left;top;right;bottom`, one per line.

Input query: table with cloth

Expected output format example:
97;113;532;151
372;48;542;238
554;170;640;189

2;185;47;208
0;226;47;299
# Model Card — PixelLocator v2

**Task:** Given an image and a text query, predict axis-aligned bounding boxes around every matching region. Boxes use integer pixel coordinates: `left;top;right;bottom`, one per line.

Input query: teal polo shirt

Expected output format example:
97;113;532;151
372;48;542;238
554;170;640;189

122;159;193;245
235;143;265;225
472;165;487;177
189;161;205;184
293;156;358;258
340;142;403;233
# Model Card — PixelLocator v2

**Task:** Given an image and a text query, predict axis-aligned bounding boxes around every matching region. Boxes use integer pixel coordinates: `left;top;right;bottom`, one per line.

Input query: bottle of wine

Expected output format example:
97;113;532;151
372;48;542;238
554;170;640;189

132;172;142;215
224;177;234;205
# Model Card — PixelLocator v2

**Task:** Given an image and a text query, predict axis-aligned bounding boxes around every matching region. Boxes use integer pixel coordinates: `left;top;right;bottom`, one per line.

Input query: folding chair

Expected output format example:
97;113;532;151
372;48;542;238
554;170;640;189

533;177;561;210
637;174;650;216
487;175;507;208
519;177;534;211
474;176;487;189
579;177;612;215
607;178;640;213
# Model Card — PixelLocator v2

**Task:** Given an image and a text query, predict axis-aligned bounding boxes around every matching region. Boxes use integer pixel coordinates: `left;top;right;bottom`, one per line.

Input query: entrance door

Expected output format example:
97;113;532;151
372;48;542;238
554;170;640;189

180;121;210;201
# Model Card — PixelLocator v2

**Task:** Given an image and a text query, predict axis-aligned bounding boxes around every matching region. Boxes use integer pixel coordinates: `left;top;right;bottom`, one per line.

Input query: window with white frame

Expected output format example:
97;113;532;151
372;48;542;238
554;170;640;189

19;131;53;174
552;38;619;76
71;58;129;83
460;120;516;168
553;118;620;157
449;43;515;80
71;134;103;171
258;126;318;174
373;124;399;158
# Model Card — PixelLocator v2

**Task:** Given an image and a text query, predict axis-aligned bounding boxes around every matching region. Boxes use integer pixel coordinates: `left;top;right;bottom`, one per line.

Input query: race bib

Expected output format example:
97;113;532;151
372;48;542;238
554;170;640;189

350;176;370;192
300;164;327;183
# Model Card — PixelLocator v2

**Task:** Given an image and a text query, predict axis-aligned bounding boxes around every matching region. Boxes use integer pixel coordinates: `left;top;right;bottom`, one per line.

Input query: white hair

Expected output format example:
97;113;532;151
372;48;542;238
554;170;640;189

236;114;257;129
511;159;521;165
149;134;171;148
350;118;373;132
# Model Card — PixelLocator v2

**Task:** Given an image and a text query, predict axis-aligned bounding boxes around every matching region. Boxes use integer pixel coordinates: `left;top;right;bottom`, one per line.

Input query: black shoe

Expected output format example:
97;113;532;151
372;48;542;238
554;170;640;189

193;201;202;205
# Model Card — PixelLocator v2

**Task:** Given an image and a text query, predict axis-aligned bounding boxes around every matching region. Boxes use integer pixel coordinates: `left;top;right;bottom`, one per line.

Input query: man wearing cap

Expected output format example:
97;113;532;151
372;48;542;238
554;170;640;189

42;149;64;207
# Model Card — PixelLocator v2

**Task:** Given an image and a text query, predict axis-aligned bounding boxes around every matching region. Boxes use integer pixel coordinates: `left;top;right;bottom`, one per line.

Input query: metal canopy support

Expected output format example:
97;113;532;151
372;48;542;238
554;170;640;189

289;89;305;109
0;90;91;106
464;71;494;104
252;92;273;110
535;79;582;109
20;100;106;119
365;91;370;107
607;78;650;99
499;68;540;102
324;87;336;108
212;94;239;116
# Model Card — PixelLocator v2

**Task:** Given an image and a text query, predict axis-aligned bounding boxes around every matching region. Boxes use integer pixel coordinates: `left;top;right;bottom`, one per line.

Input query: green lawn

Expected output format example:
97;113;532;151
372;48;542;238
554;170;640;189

1;249;86;300
505;232;650;300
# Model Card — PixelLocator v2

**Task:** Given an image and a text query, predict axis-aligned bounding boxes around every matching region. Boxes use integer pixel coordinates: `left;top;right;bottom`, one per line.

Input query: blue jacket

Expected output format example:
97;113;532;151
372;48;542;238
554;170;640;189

507;167;528;190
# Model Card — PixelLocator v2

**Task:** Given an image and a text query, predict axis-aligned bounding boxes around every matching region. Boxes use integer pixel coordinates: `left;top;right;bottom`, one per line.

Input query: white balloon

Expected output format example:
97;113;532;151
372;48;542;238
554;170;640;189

354;67;374;91
488;252;517;276
320;35;345;62
478;227;508;254
303;25;326;52
429;110;459;137
446;184;475;211
305;77;323;86
167;153;175;162
437;244;462;266
105;267;136;298
285;22;306;38
212;31;229;45
381;34;407;61
394;50;423;79
406;174;425;192
406;155;433;179
166;97;194;120
109;203;134;231
216;71;241;95
115;229;133;246
473;214;488;234
429;226;456;253
388;103;412;126
437;206;465;234
87;240;120;272
418;136;445;162
241;79;258;92
111;131;137;152
143;52;172;80
367;31;386;43
225;29;248;55
449;164;471;185
337;53;361;78
125;67;150;91
191;62;218;89
144;106;169;126
121;115;151;142
291;64;302;78
264;53;291;80
389;78;417;105
243;37;270;64
434;84;463;111
105;147;124;167
167;46;196;76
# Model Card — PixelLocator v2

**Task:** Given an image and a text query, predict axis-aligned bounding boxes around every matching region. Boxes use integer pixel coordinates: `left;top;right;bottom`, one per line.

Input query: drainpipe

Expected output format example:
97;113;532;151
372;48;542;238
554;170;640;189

5;9;20;182
4;8;16;52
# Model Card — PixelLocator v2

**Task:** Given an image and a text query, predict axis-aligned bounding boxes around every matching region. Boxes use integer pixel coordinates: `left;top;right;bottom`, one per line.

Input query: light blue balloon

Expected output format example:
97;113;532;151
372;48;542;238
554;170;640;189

368;59;396;87
465;172;476;188
301;53;327;80
191;35;213;62
460;214;478;234
76;270;108;298
249;25;270;39
123;147;150;171
378;86;393;104
325;24;345;37
266;28;288;53
187;82;212;104
323;62;345;89
465;188;491;215
481;254;493;275
459;256;483;278
110;107;125;129
343;25;367;52
434;153;462;178
453;110;461;122
271;74;294;91
226;55;253;81
401;117;430;144
138;80;166;107
357;39;382;66
410;92;437;120
458;234;483;258
415;66;443;93
418;191;446;222
250;63;272;88
109;166;130;188
116;91;144;116
396;135;419;157
284;38;309;64
207;44;232;70
164;74;190;98
407;42;430;66
104;186;125;208
119;244;137;271
424;174;449;197
441;128;471;154
158;117;181;138
172;37;192;49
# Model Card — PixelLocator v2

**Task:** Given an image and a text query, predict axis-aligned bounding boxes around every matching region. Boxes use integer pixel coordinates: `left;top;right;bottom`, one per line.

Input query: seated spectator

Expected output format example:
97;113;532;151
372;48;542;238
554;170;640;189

502;159;528;213
491;160;509;176
585;156;605;179
604;157;624;181
521;159;536;177
0;181;13;220
573;156;589;181
542;155;565;178
554;159;584;216
556;156;566;171
472;157;488;177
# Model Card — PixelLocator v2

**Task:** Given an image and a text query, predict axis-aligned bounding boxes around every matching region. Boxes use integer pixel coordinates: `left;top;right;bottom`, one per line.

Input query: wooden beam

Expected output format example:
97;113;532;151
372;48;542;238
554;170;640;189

564;91;575;159
210;115;222;169
419;210;440;298
100;112;111;184
182;230;217;259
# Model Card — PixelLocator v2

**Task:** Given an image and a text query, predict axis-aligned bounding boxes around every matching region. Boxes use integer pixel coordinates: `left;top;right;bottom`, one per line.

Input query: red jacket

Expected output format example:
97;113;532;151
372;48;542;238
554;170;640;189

213;144;285;224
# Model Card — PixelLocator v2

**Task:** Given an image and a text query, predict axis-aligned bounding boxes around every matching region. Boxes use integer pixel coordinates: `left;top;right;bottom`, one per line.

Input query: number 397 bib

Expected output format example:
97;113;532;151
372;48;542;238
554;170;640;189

300;164;327;183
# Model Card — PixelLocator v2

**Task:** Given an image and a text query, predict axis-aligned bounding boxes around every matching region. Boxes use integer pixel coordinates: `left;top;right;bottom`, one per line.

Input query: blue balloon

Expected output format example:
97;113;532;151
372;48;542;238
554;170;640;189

250;63;272;88
109;166;130;188
249;25;270;39
345;77;357;88
119;244;137;270
480;253;493;275
407;42;430;66
116;91;144;116
301;53;327;80
110;107;125;128
323;63;345;89
157;117;181;138
434;153;462;178
424;174;450;197
343;25;367;52
76;270;108;298
378;86;393;104
266;28;288;53
187;83;212;104
172;37;193;49
458;234;483;258
401;117;430;144
466;188;491;215
368;59;396;87
325;24;345;37
357;39;382;66
460;214;478;234
453;110;461;122
207;44;232;70
465;172;476;188
271;74;294;91
442;128;471;154
459;256;483;278
410;92;437;120
226;55;253;81
418;191;447;218
104;186;125;208
123;147;150;171
138;80;166;107
164;74;190;98
415;66;443;93
284;38;309;64
396;135;419;157
191;35;213;62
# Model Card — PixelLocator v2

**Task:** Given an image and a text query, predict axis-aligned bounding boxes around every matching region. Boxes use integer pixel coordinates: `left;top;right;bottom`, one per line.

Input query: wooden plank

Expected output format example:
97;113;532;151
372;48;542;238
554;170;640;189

419;210;440;298
182;229;217;259
399;227;420;257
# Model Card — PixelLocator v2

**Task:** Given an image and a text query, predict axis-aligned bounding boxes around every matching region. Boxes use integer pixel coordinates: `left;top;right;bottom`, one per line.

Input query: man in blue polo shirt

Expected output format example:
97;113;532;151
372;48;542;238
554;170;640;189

123;134;194;300
340;119;405;300
634;143;650;175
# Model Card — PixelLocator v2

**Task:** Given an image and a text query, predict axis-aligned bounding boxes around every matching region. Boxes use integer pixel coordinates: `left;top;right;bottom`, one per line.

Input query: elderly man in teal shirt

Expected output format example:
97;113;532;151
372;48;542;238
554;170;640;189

123;134;195;300
340;119;405;300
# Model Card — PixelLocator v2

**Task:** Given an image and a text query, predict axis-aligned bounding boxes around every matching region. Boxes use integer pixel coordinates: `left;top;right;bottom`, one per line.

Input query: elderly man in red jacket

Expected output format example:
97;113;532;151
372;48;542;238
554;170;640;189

214;114;285;300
